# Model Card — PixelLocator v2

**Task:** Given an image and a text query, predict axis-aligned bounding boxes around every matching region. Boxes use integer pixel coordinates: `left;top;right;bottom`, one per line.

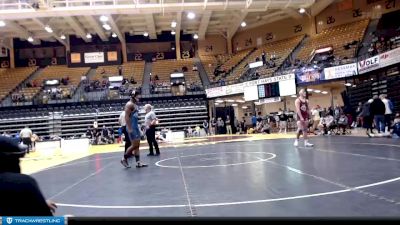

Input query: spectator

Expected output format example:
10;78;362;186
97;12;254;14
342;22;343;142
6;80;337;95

20;126;32;154
210;117;216;135
217;117;224;134
370;95;386;133
202;119;209;136
0;136;57;216
337;113;349;135
187;126;193;137
251;115;257;128
311;107;321;134
391;113;400;138
380;94;394;132
318;114;335;135
225;115;232;135
240;117;247;134
278;109;288;133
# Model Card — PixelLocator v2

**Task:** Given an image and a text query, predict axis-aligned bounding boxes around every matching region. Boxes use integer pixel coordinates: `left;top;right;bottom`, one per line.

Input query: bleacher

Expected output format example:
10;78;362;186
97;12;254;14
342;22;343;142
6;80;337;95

14;65;90;101
199;54;218;81
151;59;201;86
0;67;38;102
94;61;145;86
227;35;304;82
297;19;369;62
0;98;208;138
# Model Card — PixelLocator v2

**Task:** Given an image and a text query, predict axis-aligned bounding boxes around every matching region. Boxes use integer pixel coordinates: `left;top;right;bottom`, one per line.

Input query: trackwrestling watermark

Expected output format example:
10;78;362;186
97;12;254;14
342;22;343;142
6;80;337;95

1;217;65;225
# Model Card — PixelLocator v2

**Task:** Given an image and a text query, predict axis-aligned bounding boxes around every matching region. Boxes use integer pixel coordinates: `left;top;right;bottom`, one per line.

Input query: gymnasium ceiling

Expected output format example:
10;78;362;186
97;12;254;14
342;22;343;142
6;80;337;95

0;0;335;46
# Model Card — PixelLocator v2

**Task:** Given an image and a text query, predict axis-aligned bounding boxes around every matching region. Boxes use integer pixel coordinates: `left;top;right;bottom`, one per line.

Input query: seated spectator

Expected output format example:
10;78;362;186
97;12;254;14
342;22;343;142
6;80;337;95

192;64;198;71
337;114;349;135
391;113;400;138
0;136;57;216
318;114;335;135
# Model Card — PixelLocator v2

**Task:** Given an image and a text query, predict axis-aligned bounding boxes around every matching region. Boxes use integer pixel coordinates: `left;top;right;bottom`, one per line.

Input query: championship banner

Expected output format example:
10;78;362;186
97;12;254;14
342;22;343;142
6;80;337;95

323;63;357;80
84;52;104;63
295;66;324;84
358;55;380;74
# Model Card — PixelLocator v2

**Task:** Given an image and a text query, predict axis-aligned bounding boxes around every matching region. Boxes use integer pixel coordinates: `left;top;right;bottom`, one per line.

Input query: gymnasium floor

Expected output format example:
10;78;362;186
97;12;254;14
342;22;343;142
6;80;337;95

24;135;400;217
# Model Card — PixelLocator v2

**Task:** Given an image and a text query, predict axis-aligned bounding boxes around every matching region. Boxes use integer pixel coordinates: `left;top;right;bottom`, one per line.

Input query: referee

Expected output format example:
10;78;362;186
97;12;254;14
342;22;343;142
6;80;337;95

119;110;131;154
144;104;160;156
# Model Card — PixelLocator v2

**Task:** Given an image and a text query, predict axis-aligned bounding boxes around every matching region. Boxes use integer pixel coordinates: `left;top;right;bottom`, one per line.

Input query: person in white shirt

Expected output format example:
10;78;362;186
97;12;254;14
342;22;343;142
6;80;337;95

318;114;334;135
311;107;321;133
380;94;393;132
119;110;130;154
20;126;32;153
144;104;160;156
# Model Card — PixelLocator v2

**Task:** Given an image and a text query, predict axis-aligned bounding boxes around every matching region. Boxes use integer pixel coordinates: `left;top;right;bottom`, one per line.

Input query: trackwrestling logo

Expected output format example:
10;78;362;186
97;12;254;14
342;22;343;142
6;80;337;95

2;217;64;225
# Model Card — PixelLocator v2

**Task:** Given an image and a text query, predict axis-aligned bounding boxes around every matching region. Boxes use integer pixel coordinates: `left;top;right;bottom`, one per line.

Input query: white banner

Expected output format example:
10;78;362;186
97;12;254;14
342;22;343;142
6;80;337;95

379;47;400;68
0;47;8;57
324;63;358;80
358;55;380;74
258;97;281;104
84;52;105;63
243;86;259;101
206;74;295;98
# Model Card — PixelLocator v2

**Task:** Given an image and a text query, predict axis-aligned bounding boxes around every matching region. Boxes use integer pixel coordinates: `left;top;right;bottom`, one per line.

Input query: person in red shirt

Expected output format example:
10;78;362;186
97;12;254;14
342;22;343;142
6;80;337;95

294;89;314;147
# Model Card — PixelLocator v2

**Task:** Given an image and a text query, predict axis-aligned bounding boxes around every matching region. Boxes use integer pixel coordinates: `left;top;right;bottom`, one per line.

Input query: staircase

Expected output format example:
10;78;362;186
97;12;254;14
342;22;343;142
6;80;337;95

142;62;152;95
193;58;210;86
358;19;380;57
276;35;309;73
71;68;98;102
228;48;257;77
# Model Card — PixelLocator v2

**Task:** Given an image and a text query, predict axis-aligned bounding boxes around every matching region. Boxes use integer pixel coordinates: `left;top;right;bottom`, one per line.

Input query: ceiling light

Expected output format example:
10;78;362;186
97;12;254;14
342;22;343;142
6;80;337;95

143;32;149;37
344;83;352;86
102;24;111;31
241;21;247;27
111;32;117;38
232;104;238;107
100;15;109;22
215;103;220;105
0;20;6;27
187;12;196;19
226;99;235;103
242;106;248;109
60;34;66;40
291;95;297;98
45;25;53;33
371;78;374;81
193;34;199;39
307;88;313;92
352;84;357;88
86;33;92;39
321;91;328;94
27;37;34;42
299;8;306;14
215;99;224;103
171;30;176;35
314;90;321;93
236;100;245;103
171;21;177;28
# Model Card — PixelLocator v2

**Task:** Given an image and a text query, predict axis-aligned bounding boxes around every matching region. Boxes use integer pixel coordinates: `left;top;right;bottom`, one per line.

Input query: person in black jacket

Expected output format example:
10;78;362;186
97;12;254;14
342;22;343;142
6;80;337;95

0;136;57;216
369;95;386;133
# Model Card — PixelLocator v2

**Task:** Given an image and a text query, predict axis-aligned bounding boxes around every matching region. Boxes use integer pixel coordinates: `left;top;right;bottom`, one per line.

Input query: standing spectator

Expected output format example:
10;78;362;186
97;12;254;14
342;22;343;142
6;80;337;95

380;94;394;132
355;102;363;127
370;95;386;133
311;107;321;134
0;136;57;216
225;115;232;135
234;117;240;134
217;117;225;134
361;99;374;135
202;119;209;136
20;126;32;154
31;133;39;152
118;66;122;76
240;117;247;134
187;126;193;137
210;117;216;135
144;104;160;156
278;110;288;133
251;114;257;128
262;51;266;65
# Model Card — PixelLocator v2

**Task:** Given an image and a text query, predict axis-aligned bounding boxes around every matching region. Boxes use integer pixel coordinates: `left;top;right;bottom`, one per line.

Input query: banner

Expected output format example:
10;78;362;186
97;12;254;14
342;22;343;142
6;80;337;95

358;55;380;74
323;63;357;80
84;52;104;63
379;47;400;68
295;66;324;84
70;53;81;63
107;51;118;61
206;74;295;98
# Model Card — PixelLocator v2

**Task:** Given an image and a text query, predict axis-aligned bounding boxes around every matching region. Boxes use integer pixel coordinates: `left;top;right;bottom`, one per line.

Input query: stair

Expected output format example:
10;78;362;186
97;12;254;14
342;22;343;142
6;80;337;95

193;58;210;86
276;35;309;73
142;62;152;95
228;48;257;77
71;68;97;102
358;19;380;57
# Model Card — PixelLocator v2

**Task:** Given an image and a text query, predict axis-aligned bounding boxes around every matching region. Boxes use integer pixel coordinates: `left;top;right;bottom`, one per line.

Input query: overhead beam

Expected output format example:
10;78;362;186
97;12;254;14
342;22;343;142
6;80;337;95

283;8;303;20
108;15;127;63
84;15;109;42
64;16;90;42
198;11;212;40
32;18;68;46
6;21;33;40
144;14;157;39
227;11;248;38
310;0;334;16
0;1;317;19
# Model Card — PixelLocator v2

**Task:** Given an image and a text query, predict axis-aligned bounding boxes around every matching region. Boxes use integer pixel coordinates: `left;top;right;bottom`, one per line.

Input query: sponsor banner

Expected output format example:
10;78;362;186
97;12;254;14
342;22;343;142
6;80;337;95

259;97;281;104
205;74;295;98
379;47;400;68
2;217;64;225
295;67;324;84
84;52;104;64
323;63;357;80
358;55;379;74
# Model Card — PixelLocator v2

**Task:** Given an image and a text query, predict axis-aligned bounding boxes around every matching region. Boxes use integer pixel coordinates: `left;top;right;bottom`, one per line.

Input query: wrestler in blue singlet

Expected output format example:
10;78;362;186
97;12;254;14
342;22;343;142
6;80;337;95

129;107;141;141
